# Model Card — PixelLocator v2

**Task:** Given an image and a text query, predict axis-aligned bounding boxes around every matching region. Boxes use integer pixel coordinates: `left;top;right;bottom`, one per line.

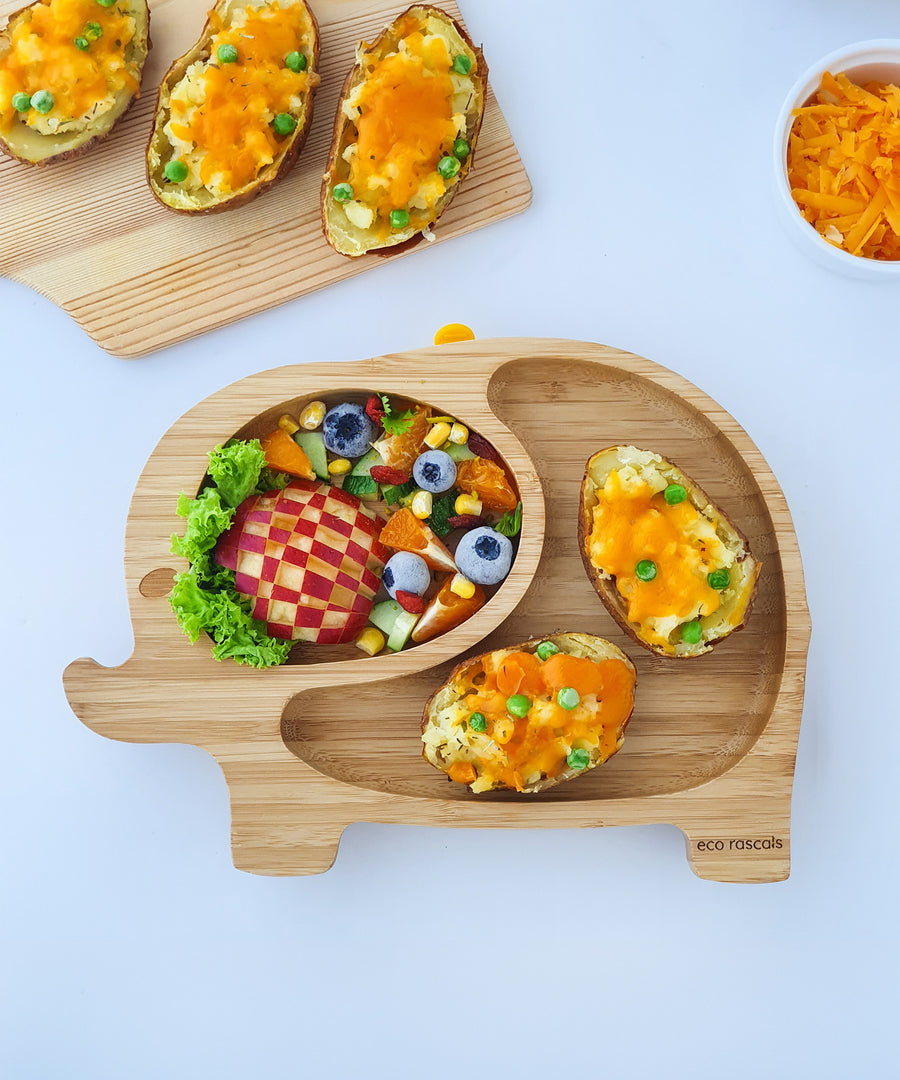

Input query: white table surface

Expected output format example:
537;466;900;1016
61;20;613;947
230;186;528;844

2;1;898;1076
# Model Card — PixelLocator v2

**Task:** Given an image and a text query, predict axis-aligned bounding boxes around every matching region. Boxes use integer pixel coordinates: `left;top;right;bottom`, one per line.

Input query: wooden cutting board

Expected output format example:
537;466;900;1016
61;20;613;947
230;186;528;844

0;0;531;357
63;338;811;883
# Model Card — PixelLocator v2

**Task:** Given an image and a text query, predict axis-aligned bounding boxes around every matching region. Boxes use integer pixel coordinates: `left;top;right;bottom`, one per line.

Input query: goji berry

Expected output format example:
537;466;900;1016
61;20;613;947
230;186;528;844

365;395;386;424
396;590;425;614
370;465;410;485
467;432;499;461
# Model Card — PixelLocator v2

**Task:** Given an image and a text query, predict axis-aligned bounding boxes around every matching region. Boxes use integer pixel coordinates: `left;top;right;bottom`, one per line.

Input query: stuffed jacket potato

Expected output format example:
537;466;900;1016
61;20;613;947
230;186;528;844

579;446;760;658
322;4;486;256
422;633;636;794
147;0;319;213
0;0;149;165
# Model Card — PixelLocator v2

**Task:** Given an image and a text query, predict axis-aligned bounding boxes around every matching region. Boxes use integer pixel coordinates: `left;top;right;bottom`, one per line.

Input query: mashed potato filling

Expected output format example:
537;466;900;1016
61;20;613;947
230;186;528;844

423;649;634;793
162;0;315;196
587;468;735;647
0;0;138;134
340;13;475;235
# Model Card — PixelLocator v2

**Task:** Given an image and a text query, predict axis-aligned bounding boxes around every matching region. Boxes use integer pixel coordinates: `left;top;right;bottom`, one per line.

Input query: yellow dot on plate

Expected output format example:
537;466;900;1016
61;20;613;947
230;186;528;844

434;323;475;345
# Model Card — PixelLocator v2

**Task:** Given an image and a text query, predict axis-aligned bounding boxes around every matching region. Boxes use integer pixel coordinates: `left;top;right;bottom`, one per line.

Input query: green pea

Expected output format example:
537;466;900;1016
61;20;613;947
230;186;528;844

635;559;657;582
31;90;54;114
217;43;238;64
664;484;687;505
437;155;460;179
85;21;102;40
453;137;470;159
164;158;189;183
536;641;560;661
95;0;115;7
11;92;31;112
74;35;90;50
468;712;487;732
681;620;703;645
389;208;410;229
567;748;590;770
285;50;307;72
333;182;354;203
272;112;296;136
557;687;580;710
506;694;531;718
707;568;730;591
452;54;472;75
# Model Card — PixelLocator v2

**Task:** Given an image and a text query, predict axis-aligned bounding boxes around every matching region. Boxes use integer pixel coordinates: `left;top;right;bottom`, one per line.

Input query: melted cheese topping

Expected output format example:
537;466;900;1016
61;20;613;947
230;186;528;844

341;14;475;236
587;469;734;647
162;0;316;196
425;650;635;793
0;0;138;134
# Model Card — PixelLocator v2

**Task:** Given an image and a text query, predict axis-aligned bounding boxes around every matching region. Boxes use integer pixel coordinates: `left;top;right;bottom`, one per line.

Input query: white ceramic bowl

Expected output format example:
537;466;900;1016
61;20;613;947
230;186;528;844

774;40;900;279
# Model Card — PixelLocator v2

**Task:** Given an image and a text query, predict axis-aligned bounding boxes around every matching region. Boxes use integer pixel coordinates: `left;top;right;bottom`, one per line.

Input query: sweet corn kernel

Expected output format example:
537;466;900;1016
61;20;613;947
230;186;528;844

277;413;300;435
450;572;476;599
454;492;483;516
299;400;326;430
355;627;385;656
328;458;352;476
424;422;452;449
448;422;468;444
411;489;433;519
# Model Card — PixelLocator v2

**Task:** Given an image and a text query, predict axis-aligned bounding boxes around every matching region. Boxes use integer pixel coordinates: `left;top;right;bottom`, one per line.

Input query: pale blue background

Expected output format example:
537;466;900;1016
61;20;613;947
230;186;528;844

1;1;897;1076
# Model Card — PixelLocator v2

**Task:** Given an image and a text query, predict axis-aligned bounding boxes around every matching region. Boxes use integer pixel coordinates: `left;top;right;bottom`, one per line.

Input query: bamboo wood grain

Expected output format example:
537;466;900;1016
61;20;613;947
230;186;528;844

0;0;531;357
63;339;811;882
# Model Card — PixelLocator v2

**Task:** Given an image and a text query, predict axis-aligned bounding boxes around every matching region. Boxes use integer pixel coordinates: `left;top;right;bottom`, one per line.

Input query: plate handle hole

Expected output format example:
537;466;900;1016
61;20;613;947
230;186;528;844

139;568;176;598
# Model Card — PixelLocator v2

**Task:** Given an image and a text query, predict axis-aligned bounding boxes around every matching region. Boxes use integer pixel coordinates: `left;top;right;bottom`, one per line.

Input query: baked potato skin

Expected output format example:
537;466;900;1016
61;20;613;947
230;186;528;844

321;4;487;257
578;447;761;659
146;0;320;214
0;0;150;166
422;632;636;794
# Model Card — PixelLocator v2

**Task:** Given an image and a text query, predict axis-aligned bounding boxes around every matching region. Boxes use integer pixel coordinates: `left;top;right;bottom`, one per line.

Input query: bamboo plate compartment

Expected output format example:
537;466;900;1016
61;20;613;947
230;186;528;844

0;0;531;357
63;338;810;882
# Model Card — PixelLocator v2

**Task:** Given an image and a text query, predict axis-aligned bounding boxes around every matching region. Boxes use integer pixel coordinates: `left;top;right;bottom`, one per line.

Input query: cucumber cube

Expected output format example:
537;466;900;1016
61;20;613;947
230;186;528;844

386;610;419;652
293;431;329;480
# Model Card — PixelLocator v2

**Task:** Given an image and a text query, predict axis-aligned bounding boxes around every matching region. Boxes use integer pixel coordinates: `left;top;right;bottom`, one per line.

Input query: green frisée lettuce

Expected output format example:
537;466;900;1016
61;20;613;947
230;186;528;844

170;568;292;668
169;439;293;669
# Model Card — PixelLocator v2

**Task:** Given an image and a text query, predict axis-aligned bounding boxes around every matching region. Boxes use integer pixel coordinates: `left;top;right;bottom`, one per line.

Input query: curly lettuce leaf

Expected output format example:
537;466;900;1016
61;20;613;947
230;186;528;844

208;439;268;508
170;567;292;669
169;438;294;668
171;487;234;566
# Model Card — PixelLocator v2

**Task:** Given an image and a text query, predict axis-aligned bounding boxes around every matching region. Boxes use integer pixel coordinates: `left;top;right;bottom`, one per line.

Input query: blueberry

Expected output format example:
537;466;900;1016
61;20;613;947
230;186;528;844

322;402;377;458
412;449;457;493
382;552;431;598
454;527;513;586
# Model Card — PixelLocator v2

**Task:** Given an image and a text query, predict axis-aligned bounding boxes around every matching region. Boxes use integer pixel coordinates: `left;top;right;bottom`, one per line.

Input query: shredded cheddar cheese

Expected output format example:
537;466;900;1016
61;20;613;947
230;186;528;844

0;0;139;134
340;12;476;238
161;0;317;196
587;470;733;648
788;70;900;259
423;648;635;793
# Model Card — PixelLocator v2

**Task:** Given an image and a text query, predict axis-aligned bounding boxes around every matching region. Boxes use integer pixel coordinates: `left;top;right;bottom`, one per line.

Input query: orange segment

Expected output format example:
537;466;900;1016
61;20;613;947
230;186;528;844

410;577;486;642
455;457;518;513
259;428;315;480
378;508;456;572
371;404;430;473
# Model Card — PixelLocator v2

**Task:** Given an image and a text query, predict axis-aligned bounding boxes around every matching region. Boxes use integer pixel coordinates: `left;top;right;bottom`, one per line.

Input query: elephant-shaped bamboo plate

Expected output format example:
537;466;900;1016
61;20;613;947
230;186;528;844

63;338;810;882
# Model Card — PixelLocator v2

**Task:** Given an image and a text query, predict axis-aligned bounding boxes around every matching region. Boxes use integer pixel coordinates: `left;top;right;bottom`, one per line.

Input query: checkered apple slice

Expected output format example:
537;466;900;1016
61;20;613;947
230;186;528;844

215;480;389;643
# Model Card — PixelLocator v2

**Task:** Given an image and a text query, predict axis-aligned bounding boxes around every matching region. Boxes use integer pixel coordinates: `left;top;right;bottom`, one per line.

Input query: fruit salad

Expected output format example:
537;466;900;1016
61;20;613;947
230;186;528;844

169;391;522;666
